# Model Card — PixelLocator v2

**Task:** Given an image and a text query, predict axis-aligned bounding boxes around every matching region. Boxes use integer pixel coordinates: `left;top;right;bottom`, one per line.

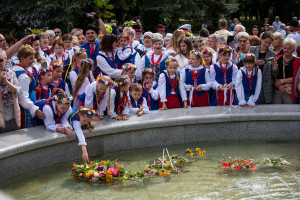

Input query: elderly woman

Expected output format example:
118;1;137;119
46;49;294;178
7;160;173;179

0;49;21;133
234;32;250;68
249;32;277;104
272;32;284;55
272;38;300;104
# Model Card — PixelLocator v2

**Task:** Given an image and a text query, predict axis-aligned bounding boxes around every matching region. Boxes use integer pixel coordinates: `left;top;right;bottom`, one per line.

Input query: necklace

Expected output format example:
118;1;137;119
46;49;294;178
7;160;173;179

151;53;163;66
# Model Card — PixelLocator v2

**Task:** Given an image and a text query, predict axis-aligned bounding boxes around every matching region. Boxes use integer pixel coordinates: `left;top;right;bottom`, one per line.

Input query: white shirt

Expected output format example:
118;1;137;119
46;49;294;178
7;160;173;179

158;70;187;102
72;77;90;110
43;101;73;132
96;50;122;79
181;65;212;91
129;97;149;114
72;120;87;146
117;45;132;61
49;53;69;63
70;70;95;91
142;81;159;100
132;40;140;49
235;67;262;106
51;79;70;95
165;49;176;57
175;54;189;73
209;61;238;90
109;89;130;118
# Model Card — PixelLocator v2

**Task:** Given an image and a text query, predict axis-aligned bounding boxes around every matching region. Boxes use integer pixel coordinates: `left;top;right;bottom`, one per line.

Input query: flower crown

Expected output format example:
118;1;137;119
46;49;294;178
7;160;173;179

166;58;179;66
185;31;191;37
244;53;256;60
52;62;64;69
190;50;201;57
97;76;114;86
115;75;130;87
37;67;53;76
218;46;232;53
56;96;73;104
143;68;155;75
75;48;86;56
122;64;137;71
117;35;130;40
79;107;95;115
201;49;212;56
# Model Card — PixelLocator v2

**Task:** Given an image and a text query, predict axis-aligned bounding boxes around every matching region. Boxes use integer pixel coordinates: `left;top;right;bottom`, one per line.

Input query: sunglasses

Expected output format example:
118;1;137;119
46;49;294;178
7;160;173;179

239;40;247;43
55;31;61;34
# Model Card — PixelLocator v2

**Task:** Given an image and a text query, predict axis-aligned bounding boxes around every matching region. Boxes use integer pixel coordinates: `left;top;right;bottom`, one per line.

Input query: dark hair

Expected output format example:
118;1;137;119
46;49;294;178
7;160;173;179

251;25;260;36
179;38;193;57
52;39;64;48
218;18;228;28
261;31;273;41
199;28;209;37
99;34;117;52
248;35;261;46
243;56;256;64
62;34;73;41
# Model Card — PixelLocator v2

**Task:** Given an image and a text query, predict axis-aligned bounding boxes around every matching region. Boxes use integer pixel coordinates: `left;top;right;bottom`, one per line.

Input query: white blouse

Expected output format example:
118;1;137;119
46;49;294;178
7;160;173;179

175;54;189;73
117;45;132;61
72;120;87;146
96;50;122;79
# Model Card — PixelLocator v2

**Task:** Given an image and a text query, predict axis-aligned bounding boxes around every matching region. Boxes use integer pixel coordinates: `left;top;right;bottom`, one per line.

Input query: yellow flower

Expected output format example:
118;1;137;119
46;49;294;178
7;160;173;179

101;160;106;165
196;148;201;152
73;163;77;169
190;153;194;158
186;148;192;153
78;173;83;177
203;150;206;153
85;171;94;176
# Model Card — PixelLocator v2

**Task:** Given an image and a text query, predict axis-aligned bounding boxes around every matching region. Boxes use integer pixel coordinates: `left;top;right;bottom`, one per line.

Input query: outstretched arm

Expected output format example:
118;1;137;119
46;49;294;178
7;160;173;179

6;34;35;59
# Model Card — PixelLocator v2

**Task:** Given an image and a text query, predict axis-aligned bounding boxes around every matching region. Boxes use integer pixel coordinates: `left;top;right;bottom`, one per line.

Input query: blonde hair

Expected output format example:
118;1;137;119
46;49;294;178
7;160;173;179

73;58;93;98
167;29;185;54
96;75;112;112
273;32;284;40
123;27;135;43
17;45;35;60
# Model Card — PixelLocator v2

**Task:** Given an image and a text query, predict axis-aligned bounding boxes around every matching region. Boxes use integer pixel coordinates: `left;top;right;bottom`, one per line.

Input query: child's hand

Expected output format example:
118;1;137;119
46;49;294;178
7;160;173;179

92;114;103;121
183;100;188;108
114;115;123;120
138;111;144;116
65;127;73;138
226;83;233;90
82;151;89;163
195;85;202;91
122;114;129;120
147;82;152;89
159;102;168;110
36;109;46;120
138;105;143;112
189;86;193;91
218;85;225;91
56;127;66;134
88;127;93;133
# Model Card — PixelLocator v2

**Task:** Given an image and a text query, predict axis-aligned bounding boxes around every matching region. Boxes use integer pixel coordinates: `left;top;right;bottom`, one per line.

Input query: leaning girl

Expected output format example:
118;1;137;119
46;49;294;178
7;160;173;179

122;63;137;87
50;62;70;95
142;68;159;110
35;68;53;103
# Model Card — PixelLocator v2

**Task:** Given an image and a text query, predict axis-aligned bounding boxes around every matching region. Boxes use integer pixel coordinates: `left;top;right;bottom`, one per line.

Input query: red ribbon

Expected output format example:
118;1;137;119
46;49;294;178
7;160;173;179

143;82;151;106
246;70;254;91
15;64;35;79
90;43;95;56
168;74;177;92
219;61;229;85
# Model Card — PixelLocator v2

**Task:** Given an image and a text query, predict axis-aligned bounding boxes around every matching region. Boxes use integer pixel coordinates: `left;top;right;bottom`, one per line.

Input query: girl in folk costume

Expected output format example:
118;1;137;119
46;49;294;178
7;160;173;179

117;34;133;65
62;34;78;60
210;46;238;106
50;62;70;95
142;68;159;110
39;32;53;56
84;76;114;121
96;34;122;79
72;59;94;109
135;32;154;58
39;92;73;136
109;75;131;120
35;67;53;103
49;40;71;66
235;53;262;107
129;83;149;116
69;107;95;163
13;46;45;128
158;58;187;110
181;50;211;107
121;63;137;87
139;34;169;81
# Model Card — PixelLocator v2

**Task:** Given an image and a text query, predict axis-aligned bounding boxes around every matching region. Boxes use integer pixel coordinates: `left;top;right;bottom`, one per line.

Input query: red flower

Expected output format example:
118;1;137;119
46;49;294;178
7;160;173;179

234;165;242;170
249;165;257;169
222;162;231;167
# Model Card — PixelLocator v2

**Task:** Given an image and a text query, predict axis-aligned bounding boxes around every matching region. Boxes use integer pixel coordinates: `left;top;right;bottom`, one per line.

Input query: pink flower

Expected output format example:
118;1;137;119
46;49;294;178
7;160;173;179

108;168;119;177
98;166;104;171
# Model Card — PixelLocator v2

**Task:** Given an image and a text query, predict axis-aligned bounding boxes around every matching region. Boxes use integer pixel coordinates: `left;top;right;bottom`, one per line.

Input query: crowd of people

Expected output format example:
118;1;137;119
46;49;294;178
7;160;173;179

0;14;299;162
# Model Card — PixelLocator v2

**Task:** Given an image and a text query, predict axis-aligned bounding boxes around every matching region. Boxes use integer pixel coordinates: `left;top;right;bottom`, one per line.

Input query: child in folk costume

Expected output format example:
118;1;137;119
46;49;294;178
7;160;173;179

13;46;45;128
35;68;53;103
69;107;95;163
129;83;149;116
135;32;154;58
62;34;78;60
50;62;70;95
158;58;187;110
109;75;131;120
121;63;137;87
117;34;133;65
83;76;114;120
235;53;262;107
181;50;211;107
142;68;159;110
49;40;71;66
210;46;238;106
72;59;94;109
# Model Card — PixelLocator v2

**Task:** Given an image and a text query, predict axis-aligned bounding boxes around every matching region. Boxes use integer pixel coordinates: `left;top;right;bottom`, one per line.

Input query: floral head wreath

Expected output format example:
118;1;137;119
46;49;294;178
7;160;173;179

117;35;130;40
56;95;73;104
79;107;95;116
166;58;179;66
185;31;191;37
52;61;64;69
201;49;212;56
244;53;256;61
115;75;130;87
97;76;114;86
218;46;232;53
190;50;201;57
122;64;137;71
37;67;53;76
143;68;155;75
75;48;86;56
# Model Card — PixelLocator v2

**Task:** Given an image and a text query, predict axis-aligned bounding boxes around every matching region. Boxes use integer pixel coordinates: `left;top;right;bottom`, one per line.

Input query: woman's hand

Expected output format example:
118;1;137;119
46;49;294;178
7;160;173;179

278;84;286;93
147;82;152;90
0;71;7;83
137;111;144;116
56;127;66;134
35;109;46;120
256;60;265;66
189;86;193;91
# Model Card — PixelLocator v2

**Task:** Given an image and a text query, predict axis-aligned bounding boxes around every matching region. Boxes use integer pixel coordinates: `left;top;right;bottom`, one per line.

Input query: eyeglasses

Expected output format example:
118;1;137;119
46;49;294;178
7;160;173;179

238;40;247;43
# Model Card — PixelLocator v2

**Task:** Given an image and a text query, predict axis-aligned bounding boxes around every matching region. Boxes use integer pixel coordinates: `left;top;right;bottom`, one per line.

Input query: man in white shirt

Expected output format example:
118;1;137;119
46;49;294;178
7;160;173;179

286;20;300;44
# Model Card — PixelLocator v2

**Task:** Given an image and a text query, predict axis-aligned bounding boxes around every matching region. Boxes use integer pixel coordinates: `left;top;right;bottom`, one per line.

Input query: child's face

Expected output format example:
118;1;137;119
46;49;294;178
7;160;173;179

244;62;255;71
97;83;109;94
123;70;135;79
79;113;92;126
189;54;201;68
54;44;64;57
119;38;129;48
76;55;88;66
52;67;63;80
143;74;154;84
217;40;227;49
57;103;71;113
166;62;178;75
219;53;231;64
164;39;171;47
40;36;48;46
63;40;72;50
42;71;53;84
194;42;204;51
20;55;35;67
202;54;212;65
120;83;130;92
152;41;163;52
130;90;142;101
72;40;79;47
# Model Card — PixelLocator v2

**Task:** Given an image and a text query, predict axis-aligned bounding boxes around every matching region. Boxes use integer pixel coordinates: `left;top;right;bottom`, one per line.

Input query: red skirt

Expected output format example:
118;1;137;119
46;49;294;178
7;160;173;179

187;91;209;107
159;94;181;109
217;90;235;106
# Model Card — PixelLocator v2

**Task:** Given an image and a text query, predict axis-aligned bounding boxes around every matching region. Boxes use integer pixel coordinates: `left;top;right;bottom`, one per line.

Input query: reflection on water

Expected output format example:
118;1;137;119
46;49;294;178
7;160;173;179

1;141;300;200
